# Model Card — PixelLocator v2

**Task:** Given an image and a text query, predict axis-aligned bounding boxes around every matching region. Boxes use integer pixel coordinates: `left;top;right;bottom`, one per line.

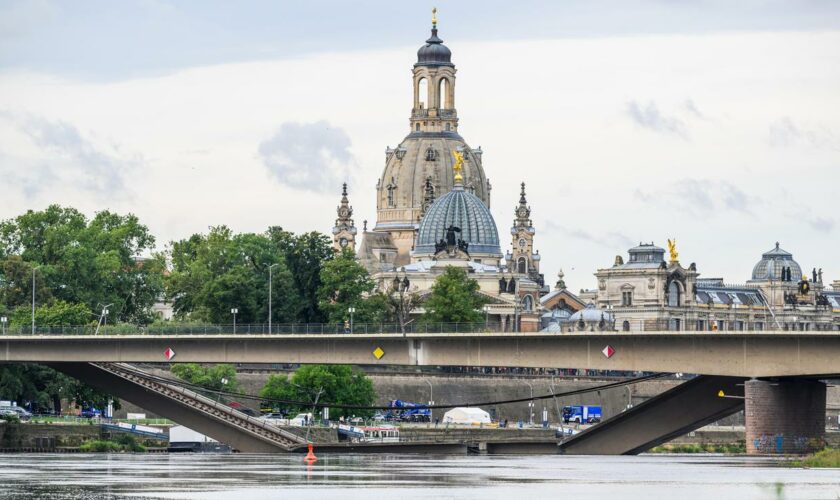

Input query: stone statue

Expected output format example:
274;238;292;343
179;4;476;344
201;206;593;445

445;225;461;247
457;239;469;253
507;277;516;294
499;277;508;294
435;239;446;253
819;268;823;283
813;268;818;284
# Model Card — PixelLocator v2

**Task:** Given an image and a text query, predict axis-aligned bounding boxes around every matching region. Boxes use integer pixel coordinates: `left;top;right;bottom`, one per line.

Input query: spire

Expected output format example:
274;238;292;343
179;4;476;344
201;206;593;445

513;181;531;227
432;7;437;29
332;183;356;251
519;182;527;204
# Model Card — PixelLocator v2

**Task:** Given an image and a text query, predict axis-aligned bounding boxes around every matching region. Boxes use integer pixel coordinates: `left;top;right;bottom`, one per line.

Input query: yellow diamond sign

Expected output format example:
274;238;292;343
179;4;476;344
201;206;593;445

717;390;725;398
372;347;385;360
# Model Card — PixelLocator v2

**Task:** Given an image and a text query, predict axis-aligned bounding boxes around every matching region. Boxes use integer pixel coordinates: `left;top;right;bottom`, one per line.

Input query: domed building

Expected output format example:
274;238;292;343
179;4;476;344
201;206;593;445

332;11;551;332
413;182;502;265
370;14;491;267
749;242;803;282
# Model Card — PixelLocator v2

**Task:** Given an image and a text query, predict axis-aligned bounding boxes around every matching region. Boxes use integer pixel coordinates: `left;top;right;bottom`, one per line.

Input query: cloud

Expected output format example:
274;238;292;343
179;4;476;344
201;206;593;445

768;117;840;151
683;99;706;120
0;112;138;197
807;216;834;233
635;179;758;216
258;121;355;192
625;100;688;139
544;221;634;250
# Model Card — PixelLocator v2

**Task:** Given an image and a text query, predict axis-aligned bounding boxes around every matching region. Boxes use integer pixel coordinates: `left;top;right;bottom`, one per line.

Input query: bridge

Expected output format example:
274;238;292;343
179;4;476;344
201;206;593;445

3;330;838;454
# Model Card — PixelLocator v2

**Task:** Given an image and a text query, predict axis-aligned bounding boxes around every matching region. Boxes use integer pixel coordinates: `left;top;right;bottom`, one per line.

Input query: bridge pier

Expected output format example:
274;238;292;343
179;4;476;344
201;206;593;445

745;378;825;455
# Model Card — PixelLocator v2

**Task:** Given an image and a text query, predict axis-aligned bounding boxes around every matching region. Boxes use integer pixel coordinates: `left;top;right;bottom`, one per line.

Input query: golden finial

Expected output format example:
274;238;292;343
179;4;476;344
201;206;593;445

452;150;464;183
667;238;679;263
432;7;437;28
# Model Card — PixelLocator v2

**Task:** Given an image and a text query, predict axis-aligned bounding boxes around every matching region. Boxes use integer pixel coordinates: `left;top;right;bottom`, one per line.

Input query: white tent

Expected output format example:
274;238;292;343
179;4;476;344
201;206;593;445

442;407;491;425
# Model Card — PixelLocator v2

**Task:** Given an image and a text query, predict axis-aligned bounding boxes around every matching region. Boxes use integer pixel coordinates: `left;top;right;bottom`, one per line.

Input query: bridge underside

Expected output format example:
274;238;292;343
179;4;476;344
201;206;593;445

50;362;306;453
559;375;747;455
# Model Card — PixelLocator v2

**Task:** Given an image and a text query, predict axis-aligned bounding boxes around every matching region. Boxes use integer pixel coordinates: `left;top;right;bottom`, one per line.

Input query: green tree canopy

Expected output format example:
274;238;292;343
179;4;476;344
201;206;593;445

422;266;487;323
171;363;239;392
0;205;164;324
317;249;387;324
259;365;375;418
9;300;93;328
166;226;333;324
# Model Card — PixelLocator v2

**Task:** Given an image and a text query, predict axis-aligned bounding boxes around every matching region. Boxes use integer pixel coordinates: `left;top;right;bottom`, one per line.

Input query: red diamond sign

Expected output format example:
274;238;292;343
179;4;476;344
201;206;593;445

602;345;615;358
164;347;176;361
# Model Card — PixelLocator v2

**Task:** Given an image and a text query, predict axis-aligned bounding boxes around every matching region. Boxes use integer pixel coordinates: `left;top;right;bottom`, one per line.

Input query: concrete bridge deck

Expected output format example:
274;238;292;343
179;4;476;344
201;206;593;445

3;331;840;378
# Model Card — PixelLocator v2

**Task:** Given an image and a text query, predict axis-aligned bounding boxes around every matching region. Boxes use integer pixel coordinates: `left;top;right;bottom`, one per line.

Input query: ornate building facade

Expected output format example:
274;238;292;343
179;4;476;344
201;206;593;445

370;15;491;267
339;13;544;331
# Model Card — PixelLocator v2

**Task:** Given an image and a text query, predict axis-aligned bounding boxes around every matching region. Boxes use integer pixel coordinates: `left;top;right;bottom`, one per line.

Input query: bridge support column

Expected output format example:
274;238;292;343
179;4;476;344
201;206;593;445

745;379;825;455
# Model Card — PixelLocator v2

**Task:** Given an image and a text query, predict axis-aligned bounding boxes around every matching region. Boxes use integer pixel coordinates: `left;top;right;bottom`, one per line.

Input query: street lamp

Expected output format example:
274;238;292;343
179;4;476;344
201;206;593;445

268;264;278;334
425;379;434;421
0;316;6;335
231;308;239;333
31;266;40;334
483;305;490;330
525;381;534;426
348;307;356;334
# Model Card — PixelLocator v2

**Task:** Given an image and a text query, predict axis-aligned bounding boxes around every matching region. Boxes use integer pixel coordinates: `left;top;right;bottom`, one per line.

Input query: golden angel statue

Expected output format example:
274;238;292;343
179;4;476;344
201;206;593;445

452;150;464;183
667;239;678;263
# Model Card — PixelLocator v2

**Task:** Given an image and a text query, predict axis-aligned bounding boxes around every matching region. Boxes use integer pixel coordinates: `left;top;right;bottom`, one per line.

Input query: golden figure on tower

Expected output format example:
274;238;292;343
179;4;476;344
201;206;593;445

432;7;437;28
452;150;464;183
667;239;679;263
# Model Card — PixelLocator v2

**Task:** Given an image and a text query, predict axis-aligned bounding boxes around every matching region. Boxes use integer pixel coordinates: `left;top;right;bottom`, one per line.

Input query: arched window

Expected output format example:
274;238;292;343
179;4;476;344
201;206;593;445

517;257;527;274
622;320;630;332
668;281;680;307
438;78;450;109
417;77;428;109
522;295;534;311
415;123;420;132
445;123;451;131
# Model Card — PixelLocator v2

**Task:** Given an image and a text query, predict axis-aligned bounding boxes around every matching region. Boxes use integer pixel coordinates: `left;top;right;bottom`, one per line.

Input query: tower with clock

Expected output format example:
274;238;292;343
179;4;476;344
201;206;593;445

506;182;543;287
332;183;357;252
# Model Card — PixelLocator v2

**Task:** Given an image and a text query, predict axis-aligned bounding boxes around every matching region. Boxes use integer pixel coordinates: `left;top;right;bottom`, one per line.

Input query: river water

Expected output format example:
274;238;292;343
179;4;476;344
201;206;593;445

0;453;837;499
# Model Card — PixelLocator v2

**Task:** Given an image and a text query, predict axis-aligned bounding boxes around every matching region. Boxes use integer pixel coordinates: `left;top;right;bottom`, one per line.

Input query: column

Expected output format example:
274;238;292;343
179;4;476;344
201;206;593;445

745;379;825;454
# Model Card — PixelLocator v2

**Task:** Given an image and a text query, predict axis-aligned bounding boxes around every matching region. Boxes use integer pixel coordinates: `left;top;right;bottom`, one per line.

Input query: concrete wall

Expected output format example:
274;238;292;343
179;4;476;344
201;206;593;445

0;422;101;448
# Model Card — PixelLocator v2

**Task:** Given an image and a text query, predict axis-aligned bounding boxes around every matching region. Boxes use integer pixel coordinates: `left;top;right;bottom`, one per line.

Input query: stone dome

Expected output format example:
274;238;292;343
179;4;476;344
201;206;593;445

416;29;453;67
414;184;501;256
570;304;613;323
751;242;802;281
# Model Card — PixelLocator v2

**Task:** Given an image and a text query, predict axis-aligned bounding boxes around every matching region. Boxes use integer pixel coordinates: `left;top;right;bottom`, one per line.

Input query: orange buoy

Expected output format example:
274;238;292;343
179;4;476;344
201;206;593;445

304;443;317;462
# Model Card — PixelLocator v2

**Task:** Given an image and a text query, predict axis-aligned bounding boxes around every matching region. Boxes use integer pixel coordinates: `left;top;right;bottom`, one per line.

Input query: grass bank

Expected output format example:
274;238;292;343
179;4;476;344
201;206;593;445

649;441;746;454
79;435;146;453
791;448;840;468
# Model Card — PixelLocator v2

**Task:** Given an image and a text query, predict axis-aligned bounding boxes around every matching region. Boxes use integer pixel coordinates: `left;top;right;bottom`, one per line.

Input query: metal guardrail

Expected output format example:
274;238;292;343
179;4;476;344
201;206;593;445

0;322;502;336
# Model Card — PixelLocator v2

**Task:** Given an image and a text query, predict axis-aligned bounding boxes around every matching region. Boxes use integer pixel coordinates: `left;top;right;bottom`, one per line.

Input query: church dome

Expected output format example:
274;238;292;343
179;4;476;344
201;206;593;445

570;304;613;323
416;29;454;67
414;184;501;256
751;242;802;281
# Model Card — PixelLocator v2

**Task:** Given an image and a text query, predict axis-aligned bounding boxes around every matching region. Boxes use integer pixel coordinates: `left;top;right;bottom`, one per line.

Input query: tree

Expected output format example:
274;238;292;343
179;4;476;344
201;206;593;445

166;226;333;324
0;205;164;324
259;365;375;418
9;300;92;328
317;249;386;324
383;278;419;334
422;266;487;323
171;363;239;392
0;364;120;414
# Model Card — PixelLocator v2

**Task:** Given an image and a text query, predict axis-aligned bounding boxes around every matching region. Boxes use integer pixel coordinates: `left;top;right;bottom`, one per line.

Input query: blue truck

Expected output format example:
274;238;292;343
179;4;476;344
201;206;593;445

386;400;432;422
562;405;602;424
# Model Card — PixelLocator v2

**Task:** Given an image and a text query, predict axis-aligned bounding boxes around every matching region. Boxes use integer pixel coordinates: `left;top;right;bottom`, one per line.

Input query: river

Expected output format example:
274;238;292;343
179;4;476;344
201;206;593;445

0;453;837;499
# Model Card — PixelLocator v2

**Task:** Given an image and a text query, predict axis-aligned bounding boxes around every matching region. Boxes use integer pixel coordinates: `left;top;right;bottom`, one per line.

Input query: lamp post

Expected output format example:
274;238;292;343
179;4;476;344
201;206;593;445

425;379;434;421
483;305;490;330
231;308;238;333
348;306;356;334
525;381;534;426
268;263;278;334
31;266;40;335
0;316;6;335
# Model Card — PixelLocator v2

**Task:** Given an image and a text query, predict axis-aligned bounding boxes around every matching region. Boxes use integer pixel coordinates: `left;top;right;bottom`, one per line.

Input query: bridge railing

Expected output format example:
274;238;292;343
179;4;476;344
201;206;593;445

0;321;504;336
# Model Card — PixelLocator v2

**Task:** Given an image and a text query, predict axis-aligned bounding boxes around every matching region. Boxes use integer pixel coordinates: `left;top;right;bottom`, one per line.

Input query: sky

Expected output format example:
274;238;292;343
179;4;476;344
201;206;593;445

1;0;839;292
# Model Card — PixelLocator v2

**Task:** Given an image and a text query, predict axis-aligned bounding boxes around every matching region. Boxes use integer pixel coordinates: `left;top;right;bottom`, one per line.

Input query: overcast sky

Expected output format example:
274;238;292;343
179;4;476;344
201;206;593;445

1;0;839;291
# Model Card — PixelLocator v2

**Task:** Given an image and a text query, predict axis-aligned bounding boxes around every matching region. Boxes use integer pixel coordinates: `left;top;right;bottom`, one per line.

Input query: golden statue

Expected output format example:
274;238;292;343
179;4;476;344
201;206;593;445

452;150;464;183
667;239;679;263
432;7;437;28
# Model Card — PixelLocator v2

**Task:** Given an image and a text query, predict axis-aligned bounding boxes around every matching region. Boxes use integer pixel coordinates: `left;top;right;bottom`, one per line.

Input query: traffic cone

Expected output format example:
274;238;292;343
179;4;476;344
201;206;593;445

304;443;317;462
